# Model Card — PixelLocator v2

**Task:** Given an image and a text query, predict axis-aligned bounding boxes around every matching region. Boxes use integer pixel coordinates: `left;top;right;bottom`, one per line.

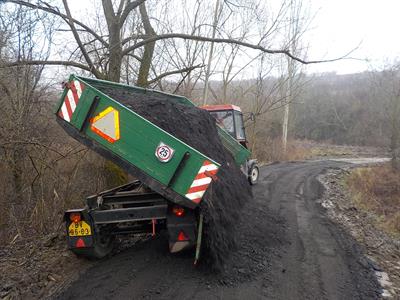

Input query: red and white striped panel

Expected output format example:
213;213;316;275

185;160;219;204
58;80;85;122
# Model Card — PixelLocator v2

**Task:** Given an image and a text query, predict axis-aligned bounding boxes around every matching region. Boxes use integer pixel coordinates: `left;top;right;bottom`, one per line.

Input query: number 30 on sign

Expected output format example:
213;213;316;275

155;142;175;162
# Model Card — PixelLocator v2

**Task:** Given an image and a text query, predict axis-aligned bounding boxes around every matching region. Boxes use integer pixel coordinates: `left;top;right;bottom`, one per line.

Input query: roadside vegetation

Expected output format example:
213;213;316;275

254;139;385;163
346;164;400;237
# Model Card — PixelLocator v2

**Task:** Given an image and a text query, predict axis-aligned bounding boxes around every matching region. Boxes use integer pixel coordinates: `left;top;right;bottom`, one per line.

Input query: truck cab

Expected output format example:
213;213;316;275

202;104;259;185
202;104;247;148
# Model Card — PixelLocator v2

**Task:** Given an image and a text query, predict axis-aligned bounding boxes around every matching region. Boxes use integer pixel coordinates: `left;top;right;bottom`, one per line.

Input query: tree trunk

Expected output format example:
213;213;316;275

107;22;123;82
202;0;220;105
282;64;292;153
102;0;122;82
11;147;24;203
136;3;155;87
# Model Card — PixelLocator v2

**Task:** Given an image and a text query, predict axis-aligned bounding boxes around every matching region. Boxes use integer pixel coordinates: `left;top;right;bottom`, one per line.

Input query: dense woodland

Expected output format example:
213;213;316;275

293;72;395;146
0;0;399;243
199;70;399;161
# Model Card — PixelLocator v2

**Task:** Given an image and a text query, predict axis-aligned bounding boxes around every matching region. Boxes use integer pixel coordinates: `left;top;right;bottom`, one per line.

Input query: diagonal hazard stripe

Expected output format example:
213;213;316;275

60;102;70;122
186;191;205;200
64;96;73;120
58;80;85;123
67;90;76;111
187;183;211;194
185;160;219;204
194;169;218;180
198;162;218;174
69;82;80;106
74;80;83;98
191;177;212;187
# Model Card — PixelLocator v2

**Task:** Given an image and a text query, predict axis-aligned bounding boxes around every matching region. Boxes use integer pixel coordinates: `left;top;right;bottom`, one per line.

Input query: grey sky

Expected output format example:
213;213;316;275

306;0;400;74
61;0;400;77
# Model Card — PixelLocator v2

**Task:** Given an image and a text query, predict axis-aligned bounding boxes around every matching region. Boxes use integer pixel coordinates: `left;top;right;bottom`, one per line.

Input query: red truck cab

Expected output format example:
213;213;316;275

202;104;259;185
201;104;248;148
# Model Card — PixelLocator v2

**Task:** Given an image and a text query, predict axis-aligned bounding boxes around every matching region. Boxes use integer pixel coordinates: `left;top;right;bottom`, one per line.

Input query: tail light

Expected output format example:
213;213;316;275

75;238;86;248
177;230;189;241
69;213;81;223
172;206;185;217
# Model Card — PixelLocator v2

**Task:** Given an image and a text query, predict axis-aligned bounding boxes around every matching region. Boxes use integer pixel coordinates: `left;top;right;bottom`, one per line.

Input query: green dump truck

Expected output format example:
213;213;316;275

56;75;257;260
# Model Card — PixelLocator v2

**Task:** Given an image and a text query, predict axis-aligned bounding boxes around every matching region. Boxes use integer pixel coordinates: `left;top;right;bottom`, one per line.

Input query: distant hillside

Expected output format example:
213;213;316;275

292;72;390;147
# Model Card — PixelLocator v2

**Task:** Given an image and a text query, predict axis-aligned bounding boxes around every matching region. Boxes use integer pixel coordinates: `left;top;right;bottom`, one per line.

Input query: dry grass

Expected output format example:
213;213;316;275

252;138;375;164
309;145;354;157
253;138;312;163
346;164;400;237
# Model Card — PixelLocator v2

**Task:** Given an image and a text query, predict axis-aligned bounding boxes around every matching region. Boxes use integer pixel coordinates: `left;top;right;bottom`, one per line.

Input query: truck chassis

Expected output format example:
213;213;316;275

65;181;197;258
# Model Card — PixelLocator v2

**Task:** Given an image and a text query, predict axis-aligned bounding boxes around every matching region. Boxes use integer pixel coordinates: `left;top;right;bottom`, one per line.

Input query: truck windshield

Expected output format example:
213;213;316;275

209;111;235;137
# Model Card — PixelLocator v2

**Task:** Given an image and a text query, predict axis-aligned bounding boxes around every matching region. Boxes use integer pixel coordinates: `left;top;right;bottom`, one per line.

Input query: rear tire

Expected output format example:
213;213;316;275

249;165;259;185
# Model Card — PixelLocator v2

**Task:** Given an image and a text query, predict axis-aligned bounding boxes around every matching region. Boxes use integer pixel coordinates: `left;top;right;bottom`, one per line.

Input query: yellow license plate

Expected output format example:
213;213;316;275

68;221;92;236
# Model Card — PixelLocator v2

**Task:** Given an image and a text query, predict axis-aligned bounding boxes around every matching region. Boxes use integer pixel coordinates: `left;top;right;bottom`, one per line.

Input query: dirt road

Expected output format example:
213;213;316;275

56;160;381;300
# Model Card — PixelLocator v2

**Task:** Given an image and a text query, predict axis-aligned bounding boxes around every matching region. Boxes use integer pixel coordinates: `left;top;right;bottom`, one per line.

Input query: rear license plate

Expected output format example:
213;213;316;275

68;221;92;236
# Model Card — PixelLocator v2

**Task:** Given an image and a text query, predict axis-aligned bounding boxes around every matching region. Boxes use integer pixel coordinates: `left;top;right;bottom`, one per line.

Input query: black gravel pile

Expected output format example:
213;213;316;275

95;85;252;270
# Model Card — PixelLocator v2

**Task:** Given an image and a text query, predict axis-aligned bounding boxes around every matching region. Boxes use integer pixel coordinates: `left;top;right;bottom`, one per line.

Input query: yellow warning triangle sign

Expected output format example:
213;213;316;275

90;106;120;143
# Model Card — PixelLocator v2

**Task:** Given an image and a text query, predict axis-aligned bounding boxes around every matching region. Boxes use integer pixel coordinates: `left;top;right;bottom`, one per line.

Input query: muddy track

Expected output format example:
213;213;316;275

56;161;381;300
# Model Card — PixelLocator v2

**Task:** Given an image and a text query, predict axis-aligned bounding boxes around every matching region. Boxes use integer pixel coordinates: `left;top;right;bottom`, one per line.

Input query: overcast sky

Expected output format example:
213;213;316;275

65;0;400;76
306;0;400;74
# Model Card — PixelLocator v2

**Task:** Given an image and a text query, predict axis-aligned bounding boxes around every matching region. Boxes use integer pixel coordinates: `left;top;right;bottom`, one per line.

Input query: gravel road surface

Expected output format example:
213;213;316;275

56;160;381;300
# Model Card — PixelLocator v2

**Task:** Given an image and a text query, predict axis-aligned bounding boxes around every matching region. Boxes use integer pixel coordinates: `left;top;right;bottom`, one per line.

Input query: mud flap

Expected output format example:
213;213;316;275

167;206;197;253
194;213;204;265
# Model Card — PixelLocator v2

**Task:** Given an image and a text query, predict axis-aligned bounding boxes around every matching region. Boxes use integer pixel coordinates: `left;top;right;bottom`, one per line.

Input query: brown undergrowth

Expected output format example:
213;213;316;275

346;164;400;237
252;138;311;163
252;138;386;164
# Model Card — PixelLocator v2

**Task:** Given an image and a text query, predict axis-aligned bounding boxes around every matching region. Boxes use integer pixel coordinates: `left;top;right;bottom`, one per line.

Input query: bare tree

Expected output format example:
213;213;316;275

372;63;400;170
2;0;349;88
281;0;310;152
0;3;124;242
0;4;64;239
0;4;54;199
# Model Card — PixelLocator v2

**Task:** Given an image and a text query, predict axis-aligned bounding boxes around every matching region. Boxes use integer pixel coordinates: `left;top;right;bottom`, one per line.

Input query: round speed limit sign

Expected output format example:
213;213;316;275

155;142;175;162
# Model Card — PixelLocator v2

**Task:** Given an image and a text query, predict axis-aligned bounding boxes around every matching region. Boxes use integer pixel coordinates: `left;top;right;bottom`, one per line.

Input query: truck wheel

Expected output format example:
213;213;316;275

248;165;259;185
72;233;114;259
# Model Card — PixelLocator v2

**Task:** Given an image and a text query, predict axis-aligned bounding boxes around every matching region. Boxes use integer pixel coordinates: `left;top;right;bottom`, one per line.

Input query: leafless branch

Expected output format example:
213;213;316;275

62;0;103;79
5;0;109;47
122;33;356;65
120;0;147;25
147;64;203;85
0;60;91;71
